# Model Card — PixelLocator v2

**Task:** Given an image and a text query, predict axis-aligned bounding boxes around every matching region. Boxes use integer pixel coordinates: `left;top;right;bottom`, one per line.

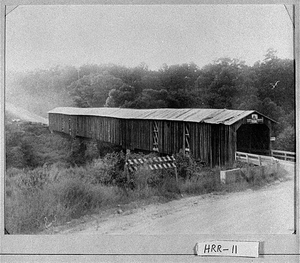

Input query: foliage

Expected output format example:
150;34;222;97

174;150;198;181
5;165;123;234
105;84;139;107
6;49;295;151
273;126;295;152
128;89;169;109
4;49;296;234
5;149;286;234
5;121;104;169
67;72;124;107
86;152;126;186
5;121;72;169
67;138;99;166
178;168;222;195
194;58;242;108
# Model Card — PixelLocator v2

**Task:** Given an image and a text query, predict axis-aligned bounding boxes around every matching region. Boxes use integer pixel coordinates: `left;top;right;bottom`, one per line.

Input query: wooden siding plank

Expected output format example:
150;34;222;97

48;110;273;168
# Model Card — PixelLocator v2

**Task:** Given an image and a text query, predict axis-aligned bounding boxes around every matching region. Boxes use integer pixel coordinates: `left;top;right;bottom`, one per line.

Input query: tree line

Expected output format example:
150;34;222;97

6;48;295;151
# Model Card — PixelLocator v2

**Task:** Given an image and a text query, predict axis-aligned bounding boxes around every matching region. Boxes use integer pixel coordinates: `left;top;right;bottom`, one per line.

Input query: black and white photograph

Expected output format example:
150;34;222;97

1;0;299;262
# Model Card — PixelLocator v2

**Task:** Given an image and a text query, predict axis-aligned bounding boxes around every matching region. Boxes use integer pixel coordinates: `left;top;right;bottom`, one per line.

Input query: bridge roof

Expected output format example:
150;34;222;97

48;107;276;125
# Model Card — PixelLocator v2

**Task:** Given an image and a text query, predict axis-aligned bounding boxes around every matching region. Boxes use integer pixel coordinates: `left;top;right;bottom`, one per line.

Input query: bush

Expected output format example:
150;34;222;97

174;150;198;181
5;150;286;234
58;178;93;218
5;121;74;169
5;163;125;234
86;151;126;185
178;167;221;195
6;189;46;234
5;147;24;168
274;126;295;152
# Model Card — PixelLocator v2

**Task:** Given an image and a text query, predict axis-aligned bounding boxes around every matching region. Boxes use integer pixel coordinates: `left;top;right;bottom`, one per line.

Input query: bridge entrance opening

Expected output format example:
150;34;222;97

237;124;270;155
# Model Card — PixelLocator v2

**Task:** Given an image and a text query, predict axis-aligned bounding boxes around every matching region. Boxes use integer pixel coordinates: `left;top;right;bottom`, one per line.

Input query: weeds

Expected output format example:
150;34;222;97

5;148;286;234
5;164;124;234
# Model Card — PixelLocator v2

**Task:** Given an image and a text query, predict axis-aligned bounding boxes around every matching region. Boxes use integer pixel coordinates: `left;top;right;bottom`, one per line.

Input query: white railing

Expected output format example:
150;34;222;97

271;150;296;162
235;151;278;166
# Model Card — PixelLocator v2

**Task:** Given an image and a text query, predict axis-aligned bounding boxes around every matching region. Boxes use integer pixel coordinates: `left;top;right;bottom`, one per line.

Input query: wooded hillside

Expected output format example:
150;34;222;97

6;48;295;151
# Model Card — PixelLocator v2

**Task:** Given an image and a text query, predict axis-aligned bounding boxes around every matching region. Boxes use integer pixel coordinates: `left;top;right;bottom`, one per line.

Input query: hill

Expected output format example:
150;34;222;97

5;102;48;125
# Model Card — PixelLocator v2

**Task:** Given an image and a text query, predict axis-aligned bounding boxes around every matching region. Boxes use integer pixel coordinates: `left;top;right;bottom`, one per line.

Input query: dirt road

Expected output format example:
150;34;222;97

60;162;295;235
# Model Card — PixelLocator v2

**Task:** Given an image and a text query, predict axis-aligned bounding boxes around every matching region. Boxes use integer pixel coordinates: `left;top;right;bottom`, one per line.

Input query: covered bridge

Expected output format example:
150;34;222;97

48;107;276;167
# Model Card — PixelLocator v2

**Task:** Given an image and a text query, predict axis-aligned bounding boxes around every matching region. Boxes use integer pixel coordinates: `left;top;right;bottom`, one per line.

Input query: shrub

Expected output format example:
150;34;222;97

178;167;221;195
86;151;126;185
5;121;74;169
5;164;125;234
159;176;181;198
6;146;25;168
5;189;46;234
274;125;295;152
5;149;287;234
174;150;198;181
57;177;94;218
16;168;49;191
132;168;150;191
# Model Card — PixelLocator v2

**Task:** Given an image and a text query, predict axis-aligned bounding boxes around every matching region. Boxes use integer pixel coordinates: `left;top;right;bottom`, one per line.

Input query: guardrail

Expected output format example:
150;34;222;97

235;151;278;166
271;150;296;162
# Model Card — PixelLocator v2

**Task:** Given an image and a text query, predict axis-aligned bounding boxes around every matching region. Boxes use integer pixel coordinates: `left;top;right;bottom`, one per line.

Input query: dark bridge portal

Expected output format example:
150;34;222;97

237;124;270;155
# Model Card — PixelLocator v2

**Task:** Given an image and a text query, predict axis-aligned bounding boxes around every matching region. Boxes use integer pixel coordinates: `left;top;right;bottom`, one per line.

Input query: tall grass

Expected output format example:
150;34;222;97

5;161;124;234
5;151;286;234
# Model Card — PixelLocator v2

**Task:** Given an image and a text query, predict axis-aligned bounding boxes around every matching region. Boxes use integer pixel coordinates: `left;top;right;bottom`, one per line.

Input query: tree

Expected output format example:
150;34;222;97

274;126;295;152
238;95;283;122
253;49;295;113
68;72;124;107
105;84;138;108
130;89;168;109
159;62;200;93
194;58;243;108
165;90;197;108
140;72;164;91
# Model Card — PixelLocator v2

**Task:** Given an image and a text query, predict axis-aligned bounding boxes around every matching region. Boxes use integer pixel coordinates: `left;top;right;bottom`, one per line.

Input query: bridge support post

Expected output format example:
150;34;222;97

70;136;87;165
125;149;130;182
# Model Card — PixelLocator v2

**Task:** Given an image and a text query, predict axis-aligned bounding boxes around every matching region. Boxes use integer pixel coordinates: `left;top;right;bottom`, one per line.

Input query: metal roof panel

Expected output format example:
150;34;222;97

204;109;254;125
48;107;275;124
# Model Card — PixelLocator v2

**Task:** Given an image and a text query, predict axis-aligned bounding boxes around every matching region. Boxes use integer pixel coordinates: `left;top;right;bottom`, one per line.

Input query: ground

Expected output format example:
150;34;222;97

5;102;48;125
45;161;295;235
4;103;296;236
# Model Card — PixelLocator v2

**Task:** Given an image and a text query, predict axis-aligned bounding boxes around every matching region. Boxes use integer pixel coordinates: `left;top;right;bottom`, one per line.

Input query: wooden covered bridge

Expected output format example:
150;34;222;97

48;107;276;167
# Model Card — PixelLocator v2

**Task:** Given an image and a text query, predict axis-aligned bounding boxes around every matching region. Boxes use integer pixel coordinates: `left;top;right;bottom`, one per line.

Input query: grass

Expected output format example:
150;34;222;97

5;164;124;234
5;155;287;234
5;122;288;234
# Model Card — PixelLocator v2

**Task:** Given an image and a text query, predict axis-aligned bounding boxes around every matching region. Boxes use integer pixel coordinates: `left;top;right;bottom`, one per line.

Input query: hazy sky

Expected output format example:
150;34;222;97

6;4;294;72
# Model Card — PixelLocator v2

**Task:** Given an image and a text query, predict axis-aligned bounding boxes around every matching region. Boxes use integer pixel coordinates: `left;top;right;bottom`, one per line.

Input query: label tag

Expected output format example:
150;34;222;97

195;240;259;258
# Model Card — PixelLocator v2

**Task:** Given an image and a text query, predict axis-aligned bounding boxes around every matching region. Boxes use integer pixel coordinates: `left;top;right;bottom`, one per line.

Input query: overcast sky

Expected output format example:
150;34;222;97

5;4;294;73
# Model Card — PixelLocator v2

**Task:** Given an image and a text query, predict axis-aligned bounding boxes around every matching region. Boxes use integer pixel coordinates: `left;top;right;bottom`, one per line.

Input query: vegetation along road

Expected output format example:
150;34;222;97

58;162;294;235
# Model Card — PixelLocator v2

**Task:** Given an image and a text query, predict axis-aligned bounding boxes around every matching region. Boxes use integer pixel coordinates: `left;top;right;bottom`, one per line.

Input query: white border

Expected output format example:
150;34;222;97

1;0;299;262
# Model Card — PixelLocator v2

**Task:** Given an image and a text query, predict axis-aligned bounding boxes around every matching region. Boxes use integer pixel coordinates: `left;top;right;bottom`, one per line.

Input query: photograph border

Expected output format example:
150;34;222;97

1;0;299;262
